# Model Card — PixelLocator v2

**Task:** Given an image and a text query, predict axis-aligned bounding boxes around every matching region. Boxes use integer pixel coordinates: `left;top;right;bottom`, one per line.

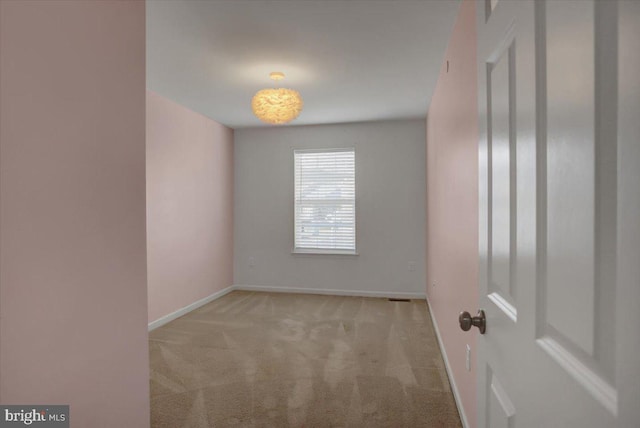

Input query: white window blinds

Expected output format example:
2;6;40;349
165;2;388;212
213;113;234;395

294;149;356;252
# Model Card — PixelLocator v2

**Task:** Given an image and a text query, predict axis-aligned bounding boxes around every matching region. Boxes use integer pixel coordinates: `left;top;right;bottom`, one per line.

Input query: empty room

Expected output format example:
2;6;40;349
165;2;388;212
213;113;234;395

1;1;639;428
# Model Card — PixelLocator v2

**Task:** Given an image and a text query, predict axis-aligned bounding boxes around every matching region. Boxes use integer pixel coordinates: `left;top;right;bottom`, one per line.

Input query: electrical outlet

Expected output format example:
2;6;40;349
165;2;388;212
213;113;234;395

248;257;255;268
466;344;471;371
408;261;416;272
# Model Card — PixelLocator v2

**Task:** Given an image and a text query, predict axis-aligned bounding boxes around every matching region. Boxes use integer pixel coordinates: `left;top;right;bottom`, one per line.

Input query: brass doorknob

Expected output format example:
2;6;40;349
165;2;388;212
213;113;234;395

459;310;486;334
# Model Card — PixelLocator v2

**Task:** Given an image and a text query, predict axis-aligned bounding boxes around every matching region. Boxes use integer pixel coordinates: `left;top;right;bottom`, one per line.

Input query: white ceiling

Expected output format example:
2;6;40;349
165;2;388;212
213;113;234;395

147;0;460;129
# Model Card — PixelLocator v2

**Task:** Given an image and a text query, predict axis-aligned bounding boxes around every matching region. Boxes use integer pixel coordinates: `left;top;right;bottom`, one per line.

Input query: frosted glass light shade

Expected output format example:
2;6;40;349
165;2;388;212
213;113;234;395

251;88;303;124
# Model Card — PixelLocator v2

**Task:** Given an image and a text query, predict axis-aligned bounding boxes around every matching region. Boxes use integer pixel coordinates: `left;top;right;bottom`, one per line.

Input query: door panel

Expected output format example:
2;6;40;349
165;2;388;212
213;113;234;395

478;2;536;427
544;0;597;357
488;37;517;315
486;367;515;428
476;0;639;427
537;0;618;410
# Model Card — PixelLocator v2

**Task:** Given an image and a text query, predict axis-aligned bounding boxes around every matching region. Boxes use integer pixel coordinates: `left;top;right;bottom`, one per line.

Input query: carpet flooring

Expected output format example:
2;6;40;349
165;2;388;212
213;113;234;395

149;291;462;427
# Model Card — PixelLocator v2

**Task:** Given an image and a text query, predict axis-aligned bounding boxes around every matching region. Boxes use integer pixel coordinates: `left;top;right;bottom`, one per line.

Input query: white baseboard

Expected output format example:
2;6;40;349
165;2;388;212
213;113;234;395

234;284;426;300
426;297;470;428
148;285;235;331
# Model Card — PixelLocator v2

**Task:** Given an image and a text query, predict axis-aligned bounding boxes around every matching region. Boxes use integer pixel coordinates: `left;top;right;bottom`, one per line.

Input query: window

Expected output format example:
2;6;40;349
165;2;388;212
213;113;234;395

294;148;356;254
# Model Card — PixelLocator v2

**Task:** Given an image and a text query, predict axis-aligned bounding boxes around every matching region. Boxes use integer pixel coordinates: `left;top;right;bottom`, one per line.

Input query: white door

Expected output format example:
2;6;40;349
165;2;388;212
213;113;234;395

474;0;640;427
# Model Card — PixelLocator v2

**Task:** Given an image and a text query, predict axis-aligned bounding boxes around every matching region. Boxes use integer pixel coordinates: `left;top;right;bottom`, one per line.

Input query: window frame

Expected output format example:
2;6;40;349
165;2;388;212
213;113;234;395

292;147;357;256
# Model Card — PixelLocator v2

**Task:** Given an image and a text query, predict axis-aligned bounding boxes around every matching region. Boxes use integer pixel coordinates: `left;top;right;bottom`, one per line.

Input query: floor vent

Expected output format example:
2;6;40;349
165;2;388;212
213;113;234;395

388;298;411;302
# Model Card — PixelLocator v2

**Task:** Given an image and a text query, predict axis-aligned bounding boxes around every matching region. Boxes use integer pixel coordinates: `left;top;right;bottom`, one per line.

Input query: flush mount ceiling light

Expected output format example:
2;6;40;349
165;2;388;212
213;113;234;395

251;72;303;125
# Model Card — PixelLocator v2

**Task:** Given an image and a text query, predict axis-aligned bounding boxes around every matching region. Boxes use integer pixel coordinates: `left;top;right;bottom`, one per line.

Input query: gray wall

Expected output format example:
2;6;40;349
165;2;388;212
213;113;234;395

234;119;426;296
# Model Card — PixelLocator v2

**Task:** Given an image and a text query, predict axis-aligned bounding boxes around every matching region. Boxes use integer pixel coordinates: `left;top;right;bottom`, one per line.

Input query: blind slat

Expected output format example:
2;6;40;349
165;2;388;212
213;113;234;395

294;149;356;251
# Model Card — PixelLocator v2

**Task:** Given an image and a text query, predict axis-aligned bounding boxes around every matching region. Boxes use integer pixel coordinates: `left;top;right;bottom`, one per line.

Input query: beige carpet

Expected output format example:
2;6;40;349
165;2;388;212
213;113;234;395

150;291;462;427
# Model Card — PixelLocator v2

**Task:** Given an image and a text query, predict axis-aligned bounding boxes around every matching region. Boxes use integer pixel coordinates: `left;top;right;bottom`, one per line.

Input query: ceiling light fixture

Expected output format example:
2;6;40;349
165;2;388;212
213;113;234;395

251;72;303;125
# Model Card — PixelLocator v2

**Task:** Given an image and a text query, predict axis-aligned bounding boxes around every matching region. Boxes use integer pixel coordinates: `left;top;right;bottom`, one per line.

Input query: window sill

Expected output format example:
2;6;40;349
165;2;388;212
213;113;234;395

292;248;359;256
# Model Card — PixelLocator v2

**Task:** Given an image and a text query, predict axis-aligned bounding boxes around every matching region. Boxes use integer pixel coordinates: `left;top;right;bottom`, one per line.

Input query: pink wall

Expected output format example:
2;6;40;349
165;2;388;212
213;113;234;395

146;91;234;324
426;0;479;426
0;1;149;426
